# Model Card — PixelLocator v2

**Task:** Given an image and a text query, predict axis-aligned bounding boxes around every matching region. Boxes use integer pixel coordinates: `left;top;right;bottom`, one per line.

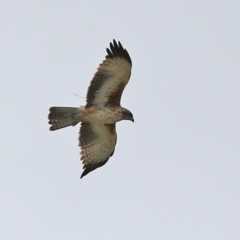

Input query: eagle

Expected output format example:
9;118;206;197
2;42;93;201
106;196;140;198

48;40;134;178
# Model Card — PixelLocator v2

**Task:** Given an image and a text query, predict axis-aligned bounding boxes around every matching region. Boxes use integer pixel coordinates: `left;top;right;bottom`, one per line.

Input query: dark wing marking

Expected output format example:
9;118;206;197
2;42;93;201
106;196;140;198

85;40;132;108
79;122;117;178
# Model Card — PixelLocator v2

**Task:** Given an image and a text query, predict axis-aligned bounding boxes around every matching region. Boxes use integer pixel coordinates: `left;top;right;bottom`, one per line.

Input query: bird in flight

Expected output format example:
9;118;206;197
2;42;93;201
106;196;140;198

48;40;134;178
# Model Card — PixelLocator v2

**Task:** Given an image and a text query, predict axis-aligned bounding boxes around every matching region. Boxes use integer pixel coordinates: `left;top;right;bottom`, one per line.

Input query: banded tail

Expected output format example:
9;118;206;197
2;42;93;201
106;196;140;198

48;107;81;131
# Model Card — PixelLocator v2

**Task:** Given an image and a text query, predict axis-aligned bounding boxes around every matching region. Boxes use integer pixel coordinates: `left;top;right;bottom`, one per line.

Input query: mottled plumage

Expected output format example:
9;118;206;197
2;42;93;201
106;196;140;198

48;40;134;178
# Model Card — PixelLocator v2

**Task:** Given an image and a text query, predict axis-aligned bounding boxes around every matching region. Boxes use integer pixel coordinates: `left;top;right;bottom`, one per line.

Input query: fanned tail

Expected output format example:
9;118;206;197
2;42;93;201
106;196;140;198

48;107;81;131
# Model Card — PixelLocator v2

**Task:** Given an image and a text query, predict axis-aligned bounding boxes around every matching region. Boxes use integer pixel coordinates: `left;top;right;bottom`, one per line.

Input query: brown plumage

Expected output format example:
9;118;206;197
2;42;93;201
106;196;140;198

48;40;134;178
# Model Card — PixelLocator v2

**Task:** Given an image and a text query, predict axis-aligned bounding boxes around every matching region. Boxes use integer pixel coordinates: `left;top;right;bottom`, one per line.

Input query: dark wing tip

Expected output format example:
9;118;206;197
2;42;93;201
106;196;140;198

106;39;132;64
80;167;94;179
80;168;91;179
80;160;109;179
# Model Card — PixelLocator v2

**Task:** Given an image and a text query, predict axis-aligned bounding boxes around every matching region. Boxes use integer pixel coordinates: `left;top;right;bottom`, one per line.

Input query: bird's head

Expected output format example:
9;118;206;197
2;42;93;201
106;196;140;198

122;108;134;122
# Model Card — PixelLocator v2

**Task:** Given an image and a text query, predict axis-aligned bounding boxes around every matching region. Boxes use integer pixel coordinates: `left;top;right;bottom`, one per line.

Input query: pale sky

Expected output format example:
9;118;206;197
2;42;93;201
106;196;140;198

1;1;240;239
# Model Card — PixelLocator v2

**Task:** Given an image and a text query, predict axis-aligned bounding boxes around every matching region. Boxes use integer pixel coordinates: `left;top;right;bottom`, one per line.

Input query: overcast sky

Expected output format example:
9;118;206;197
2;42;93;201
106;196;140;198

1;1;240;239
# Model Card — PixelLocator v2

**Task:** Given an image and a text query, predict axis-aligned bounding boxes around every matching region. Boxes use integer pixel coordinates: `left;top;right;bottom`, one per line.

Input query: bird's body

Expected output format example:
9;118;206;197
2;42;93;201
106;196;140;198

49;105;129;127
48;40;133;178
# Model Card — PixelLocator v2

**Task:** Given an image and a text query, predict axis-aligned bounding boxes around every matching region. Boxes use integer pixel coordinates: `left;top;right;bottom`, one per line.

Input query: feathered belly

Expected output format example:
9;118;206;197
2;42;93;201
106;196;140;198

80;106;123;124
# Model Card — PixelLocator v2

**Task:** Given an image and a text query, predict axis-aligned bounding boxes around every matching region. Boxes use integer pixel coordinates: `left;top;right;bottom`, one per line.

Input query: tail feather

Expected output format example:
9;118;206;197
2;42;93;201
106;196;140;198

48;107;81;131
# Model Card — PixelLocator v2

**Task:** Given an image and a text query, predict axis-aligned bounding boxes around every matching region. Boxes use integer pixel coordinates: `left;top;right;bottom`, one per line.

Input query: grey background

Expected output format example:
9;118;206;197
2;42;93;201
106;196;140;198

1;1;240;239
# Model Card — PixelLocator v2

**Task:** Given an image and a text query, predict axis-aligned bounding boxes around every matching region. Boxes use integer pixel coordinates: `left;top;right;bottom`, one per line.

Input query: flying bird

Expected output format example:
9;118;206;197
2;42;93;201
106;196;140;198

48;40;134;178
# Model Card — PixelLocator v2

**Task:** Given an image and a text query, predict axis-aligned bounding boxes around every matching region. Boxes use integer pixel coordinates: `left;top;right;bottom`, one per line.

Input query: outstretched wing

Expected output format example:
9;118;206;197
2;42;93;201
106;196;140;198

86;40;132;108
79;122;117;178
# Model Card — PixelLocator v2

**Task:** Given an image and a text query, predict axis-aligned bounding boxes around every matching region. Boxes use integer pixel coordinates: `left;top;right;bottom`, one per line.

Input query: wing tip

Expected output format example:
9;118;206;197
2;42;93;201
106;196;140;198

80;167;96;179
106;39;132;64
80;160;109;179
